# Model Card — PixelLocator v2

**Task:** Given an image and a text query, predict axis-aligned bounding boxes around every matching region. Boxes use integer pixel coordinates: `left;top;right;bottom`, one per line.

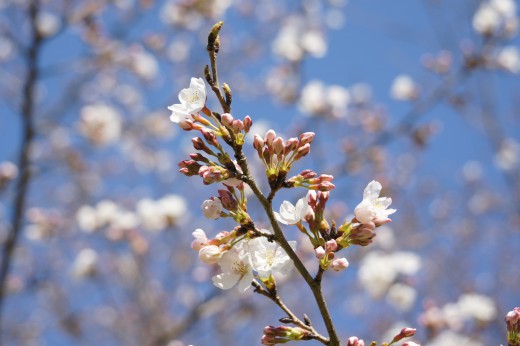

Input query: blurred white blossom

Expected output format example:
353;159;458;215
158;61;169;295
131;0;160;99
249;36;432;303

72;248;98;279
78;104;122;146
390;75;419;101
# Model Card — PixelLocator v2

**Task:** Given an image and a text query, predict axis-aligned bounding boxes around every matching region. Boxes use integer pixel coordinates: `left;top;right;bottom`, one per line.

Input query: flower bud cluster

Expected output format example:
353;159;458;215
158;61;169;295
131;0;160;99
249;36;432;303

261;325;311;345
347;336;365;346
253;130;315;187
315;239;349;272
220;113;253;146
506;307;520;346
286;169;335;191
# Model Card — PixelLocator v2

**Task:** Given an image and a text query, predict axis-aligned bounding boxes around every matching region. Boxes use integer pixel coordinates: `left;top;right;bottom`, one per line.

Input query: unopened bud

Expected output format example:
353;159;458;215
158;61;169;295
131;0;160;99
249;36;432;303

347;336;365;346
285;138;299;154
391;328;416;344
264;129;276;147
218;189;238;211
299;132;315;145
232;119;244;133
294;143;310;160
221;113;234;126
325;239;338;252
273;137;285;156
243;116;252;132
201;128;219;147
300;170;317;179
315;246;326;259
178;160;202;176
254;134;265;151
198;245;221;264
318;181;335;191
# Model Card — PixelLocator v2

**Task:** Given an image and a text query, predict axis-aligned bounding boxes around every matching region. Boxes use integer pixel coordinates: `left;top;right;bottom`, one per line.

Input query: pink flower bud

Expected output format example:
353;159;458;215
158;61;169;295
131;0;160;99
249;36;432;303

221;113;234;126
178;160;202;176
325;239;338;252
315;246;326;259
300;170;317;179
243;116;252;132
284;138;299;154
254;134;265;151
218;189;238;211
294;143;310;160
391;328;416;343
299;132;315;145
200;128;219;146
331;257;349;271
273;137;285;156
232;119;244;132
402;342;420;346
318;181;335;191
198;245;221;264
201;198;223;219
347;336;364;346
264;129;276;147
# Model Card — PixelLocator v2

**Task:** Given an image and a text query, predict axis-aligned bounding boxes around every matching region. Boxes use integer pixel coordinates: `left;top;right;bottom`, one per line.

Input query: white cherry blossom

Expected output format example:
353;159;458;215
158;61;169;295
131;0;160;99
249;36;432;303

201;198;223;219
248;236;296;278
354;180;396;224
212;247;253;293
168;77;206;123
274;195;309;225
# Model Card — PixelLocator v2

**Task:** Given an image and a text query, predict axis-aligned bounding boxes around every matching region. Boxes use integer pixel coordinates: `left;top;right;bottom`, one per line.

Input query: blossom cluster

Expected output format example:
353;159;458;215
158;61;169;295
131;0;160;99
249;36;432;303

168;22;421;346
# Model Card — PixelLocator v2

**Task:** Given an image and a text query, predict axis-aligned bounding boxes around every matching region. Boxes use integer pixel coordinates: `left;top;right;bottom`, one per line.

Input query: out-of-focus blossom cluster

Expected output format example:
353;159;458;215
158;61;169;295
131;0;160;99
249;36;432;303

420;293;497;334
358;250;421;310
78;104;122;146
24;208;63;241
0;161;18;189
472;0;518;37
76;195;187;235
272;16;327;62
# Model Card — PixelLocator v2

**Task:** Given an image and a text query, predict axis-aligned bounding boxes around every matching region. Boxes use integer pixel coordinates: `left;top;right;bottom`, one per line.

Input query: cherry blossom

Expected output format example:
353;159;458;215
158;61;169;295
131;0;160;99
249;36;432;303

248;236;296;278
274;195;309;225
354;180;396;224
168;77;206;123
212;247;253;293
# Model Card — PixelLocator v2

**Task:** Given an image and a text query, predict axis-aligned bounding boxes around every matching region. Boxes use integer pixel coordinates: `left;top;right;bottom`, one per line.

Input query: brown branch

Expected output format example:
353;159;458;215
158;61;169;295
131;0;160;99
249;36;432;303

0;0;43;335
252;281;328;344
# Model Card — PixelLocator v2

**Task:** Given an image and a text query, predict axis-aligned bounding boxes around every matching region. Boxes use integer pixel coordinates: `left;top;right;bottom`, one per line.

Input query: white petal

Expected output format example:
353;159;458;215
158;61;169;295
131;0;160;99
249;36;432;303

363;180;382;200
295;198;309;221
274;211;288;225
212;273;241;290
354;200;376;223
192;228;207;241
238;272;254;293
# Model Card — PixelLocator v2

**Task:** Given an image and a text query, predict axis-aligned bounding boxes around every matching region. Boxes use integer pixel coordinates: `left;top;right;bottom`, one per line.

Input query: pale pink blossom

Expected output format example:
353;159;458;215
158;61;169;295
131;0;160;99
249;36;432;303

201;198;223;219
354;180;396;224
168;77;206;123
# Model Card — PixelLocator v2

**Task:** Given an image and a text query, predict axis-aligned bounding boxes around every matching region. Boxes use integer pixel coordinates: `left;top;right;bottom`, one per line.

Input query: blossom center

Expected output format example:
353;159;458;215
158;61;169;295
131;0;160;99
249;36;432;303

186;91;201;104
232;261;248;275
